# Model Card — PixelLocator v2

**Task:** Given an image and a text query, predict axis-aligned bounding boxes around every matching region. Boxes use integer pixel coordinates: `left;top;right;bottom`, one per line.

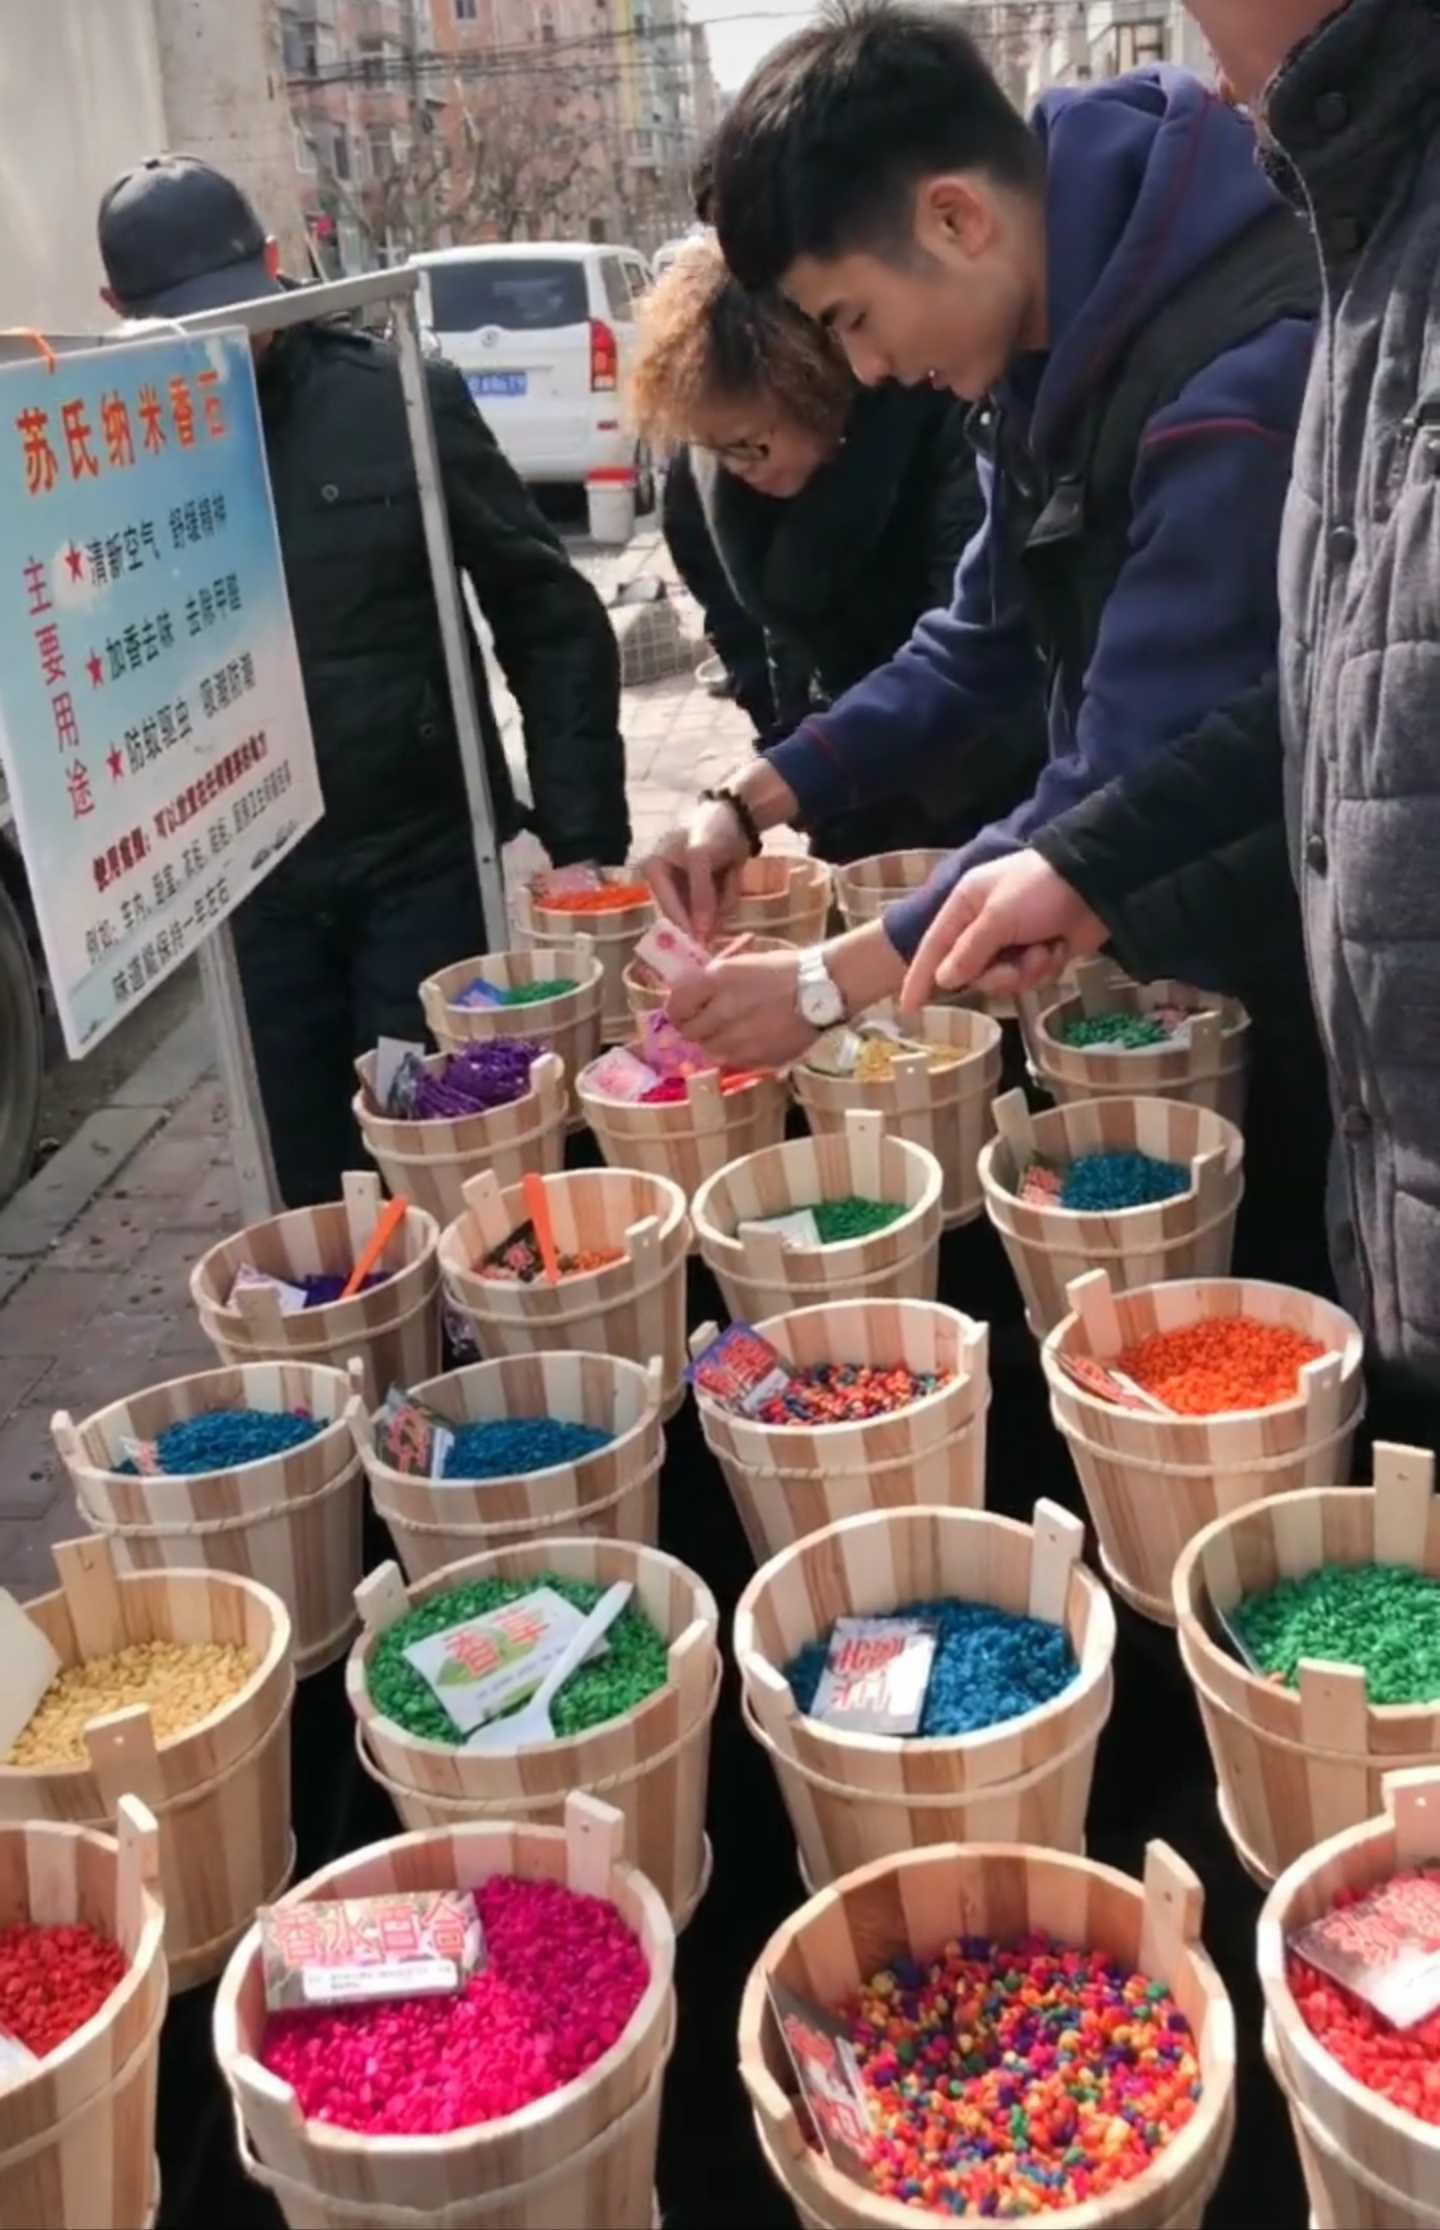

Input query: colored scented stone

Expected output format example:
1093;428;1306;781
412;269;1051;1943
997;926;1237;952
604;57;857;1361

300;1272;389;1308
262;1873;648;2134
534;884;652;914
7;1639;256;1766
1059;1010;1172;1050
840;1932;1200;2214
413;1039;545;1119
1058;1151;1190;1213
117;1407;322;1475
638;1070;760;1104
1018;1159;1065;1206
787;1596;1077;1737
0;1921;126;2057
478;1221;625;1283
753;1362;949;1428
367;1573;668;1743
501;978;578;1004
811;1197;906;1244
442;1416;613;1481
1233;1564;1440;1702
1290;1881;1440;2125
853;1038;961;1083
1115;1316;1327;1415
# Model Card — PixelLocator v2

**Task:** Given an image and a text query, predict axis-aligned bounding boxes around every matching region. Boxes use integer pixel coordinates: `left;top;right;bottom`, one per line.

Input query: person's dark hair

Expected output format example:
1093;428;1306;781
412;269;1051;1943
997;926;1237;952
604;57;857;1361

691;139;716;226
629;238;853;447
712;0;1042;291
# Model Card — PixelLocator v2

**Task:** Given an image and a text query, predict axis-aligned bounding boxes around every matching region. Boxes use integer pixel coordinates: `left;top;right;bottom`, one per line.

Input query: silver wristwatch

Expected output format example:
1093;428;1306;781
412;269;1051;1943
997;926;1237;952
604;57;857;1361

795;947;846;1029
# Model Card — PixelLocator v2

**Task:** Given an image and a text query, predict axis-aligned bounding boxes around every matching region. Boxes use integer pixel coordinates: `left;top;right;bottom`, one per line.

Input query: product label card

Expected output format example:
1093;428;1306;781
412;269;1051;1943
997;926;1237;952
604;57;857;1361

228;1262;310;1316
640;1007;713;1080
260;1890;484;2012
738;1209;823;1250
810;1616;938;1736
635;919;710;985
401;1586;609;1736
805;1027;863;1077
1056;1353;1173;1414
687;1322;793;1416
0;2027;39;2093
1290;1872;1440;2028
586;1046;662;1102
452;976;506;1010
768;1976;875;2186
375;1384;455;1480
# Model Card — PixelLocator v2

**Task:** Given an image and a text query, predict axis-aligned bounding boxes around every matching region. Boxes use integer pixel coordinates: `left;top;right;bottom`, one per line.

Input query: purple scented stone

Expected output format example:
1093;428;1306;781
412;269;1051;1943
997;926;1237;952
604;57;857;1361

414;1039;544;1120
300;1272;388;1308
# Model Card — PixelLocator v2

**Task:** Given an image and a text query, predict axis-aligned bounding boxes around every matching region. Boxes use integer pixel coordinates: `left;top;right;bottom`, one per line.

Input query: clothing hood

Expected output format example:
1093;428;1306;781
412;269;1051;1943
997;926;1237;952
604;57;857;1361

1024;67;1286;452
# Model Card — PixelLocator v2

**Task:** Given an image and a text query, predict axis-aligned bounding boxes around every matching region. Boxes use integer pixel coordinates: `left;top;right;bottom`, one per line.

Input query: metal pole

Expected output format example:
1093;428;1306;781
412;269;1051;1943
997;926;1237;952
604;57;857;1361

391;291;507;935
199;926;281;1222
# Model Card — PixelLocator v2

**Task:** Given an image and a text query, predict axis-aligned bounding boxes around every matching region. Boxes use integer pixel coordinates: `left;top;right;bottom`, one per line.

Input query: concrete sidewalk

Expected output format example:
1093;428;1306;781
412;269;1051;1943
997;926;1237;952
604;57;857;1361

0;655;759;1596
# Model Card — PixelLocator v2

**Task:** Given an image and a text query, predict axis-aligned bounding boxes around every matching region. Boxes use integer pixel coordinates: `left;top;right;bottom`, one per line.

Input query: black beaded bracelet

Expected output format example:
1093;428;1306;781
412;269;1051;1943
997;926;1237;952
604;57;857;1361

701;785;763;857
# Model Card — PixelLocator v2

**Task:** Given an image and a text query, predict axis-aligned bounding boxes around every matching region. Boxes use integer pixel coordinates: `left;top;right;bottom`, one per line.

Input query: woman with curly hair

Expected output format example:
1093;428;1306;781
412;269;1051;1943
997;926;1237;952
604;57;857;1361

634;237;1042;861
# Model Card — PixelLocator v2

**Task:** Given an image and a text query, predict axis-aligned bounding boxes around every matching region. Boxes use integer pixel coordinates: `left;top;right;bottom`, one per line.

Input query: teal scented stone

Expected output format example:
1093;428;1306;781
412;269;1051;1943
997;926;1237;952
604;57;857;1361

1058;1152;1189;1213
367;1572;669;1743
1231;1562;1440;1703
1059;1011;1170;1050
812;1196;907;1244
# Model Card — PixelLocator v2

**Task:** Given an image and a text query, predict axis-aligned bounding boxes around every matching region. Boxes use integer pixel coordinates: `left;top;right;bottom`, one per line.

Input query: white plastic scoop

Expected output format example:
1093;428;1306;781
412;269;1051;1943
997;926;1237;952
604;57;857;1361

464;1580;633;1754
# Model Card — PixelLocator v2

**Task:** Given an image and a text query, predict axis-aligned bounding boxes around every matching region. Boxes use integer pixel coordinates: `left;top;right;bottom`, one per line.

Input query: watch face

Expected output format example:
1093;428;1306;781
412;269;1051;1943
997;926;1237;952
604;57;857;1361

799;961;845;1028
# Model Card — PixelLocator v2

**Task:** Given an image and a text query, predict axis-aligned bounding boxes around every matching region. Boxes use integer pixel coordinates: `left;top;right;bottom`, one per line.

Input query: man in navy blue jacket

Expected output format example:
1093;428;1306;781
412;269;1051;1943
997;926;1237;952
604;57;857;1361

644;2;1316;1068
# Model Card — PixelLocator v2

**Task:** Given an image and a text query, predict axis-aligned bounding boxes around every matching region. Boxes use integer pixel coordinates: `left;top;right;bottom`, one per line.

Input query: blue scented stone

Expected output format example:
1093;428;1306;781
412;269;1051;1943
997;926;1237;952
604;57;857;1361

786;1596;1078;1737
442;1416;613;1481
118;1406;324;1475
1058;1151;1190;1214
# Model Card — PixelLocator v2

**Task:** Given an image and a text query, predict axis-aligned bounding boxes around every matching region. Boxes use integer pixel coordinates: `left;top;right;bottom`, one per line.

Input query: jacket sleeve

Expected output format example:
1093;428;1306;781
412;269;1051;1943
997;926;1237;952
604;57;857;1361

922;407;987;612
430;363;630;867
764;454;1040;825
881;321;1307;959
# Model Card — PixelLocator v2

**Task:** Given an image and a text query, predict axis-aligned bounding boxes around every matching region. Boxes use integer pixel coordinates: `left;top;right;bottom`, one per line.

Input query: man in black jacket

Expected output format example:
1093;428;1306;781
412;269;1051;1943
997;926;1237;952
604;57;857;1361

98;156;629;1205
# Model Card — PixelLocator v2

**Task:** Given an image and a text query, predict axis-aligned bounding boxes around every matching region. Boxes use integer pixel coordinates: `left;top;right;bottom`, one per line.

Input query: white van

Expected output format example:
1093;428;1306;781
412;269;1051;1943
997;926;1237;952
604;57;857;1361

412;243;654;510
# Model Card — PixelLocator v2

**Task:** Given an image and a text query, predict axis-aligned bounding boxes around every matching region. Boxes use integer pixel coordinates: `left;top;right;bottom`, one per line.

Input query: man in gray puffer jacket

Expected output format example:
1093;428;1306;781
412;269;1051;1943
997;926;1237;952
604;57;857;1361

900;0;1440;1421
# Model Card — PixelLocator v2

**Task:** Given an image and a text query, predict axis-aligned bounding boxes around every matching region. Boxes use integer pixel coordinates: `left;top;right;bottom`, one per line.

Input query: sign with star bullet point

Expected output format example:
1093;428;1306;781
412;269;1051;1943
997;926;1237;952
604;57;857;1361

0;329;323;1054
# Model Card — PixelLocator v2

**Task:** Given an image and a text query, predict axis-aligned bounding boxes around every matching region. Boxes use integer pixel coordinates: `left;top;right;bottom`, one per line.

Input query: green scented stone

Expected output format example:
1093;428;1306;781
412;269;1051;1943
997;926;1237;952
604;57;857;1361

812;1195;906;1244
1231;1562;1440;1704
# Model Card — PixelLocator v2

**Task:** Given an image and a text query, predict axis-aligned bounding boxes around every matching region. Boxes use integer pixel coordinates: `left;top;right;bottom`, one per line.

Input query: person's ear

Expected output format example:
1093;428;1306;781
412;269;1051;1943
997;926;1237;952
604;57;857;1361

264;237;281;278
100;285;119;312
914;175;993;263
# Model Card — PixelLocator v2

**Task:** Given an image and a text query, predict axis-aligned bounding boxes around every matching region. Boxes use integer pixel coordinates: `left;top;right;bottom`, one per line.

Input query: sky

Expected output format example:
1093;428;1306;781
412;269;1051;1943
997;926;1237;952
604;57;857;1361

698;1;820;91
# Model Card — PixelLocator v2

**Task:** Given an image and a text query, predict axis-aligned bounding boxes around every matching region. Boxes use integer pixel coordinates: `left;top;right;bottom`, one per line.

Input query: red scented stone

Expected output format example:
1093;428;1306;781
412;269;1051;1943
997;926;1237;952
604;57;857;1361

0;1921;126;2058
261;1874;649;2135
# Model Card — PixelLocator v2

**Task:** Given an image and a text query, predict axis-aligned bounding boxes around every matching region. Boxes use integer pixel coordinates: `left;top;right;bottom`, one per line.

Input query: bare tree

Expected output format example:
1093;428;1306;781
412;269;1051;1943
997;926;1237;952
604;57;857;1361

446;69;604;242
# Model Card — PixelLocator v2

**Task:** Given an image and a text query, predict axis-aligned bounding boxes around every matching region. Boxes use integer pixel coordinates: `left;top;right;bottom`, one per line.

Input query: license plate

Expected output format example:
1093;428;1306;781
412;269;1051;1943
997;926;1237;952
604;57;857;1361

469;371;527;398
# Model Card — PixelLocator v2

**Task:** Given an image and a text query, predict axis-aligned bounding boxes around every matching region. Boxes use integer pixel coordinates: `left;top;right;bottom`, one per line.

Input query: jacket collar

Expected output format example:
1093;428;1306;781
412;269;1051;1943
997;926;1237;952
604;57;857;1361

1262;0;1440;264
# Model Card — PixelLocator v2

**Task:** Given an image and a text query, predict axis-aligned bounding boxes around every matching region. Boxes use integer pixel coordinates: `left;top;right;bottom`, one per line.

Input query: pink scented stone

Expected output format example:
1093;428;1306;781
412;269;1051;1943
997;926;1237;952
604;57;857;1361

260;1874;650;2135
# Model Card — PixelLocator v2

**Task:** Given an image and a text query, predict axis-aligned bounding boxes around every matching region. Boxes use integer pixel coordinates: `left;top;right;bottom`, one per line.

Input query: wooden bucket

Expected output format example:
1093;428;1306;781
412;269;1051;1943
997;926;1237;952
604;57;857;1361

348;1352;665;1583
728;854;831;947
1032;961;1251;1125
1258;1767;1440;2227
189;1171;441;1409
347;1536;720;1926
352;1049;566;1228
52;1360;362;1679
739;1838;1235;2230
832;849;949;933
692;1298;989;1567
579;1055;789;1223
691;1110;943;1325
1171;1443;1440;1887
0;1798;166;2230
419;933;605;1098
438;1167;691;1418
1043;1268;1365;1626
735;1500;1116;1889
0;1537;294;1992
621;935;793;1030
980;1091;1246;1336
793;1006;1003;1231
513;881;656;1044
213;1792;675;2230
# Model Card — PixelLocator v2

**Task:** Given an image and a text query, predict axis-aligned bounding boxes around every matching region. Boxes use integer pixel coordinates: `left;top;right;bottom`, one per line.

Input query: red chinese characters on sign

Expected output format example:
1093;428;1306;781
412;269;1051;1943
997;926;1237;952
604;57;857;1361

24;552;90;817
16;408;58;496
61;399;98;482
102;393;135;471
17;372;229;496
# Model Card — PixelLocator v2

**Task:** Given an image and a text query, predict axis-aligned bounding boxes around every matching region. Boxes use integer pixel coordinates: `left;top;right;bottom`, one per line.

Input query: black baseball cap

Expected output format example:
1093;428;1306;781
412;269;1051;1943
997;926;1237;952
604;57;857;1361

98;154;282;317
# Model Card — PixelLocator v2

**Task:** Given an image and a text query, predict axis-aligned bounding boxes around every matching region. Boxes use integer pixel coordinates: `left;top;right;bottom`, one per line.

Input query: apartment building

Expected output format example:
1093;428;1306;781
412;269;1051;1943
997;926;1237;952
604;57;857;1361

1018;1;1213;100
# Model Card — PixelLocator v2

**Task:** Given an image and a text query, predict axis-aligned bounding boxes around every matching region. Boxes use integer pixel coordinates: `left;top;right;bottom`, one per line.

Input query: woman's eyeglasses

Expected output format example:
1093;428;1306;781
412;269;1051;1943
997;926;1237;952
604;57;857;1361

699;434;772;468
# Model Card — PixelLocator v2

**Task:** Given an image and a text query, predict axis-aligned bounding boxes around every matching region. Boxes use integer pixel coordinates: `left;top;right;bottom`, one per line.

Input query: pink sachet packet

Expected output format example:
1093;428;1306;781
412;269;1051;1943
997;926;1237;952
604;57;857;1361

586;1047;662;1102
634;919;710;986
641;1008;713;1080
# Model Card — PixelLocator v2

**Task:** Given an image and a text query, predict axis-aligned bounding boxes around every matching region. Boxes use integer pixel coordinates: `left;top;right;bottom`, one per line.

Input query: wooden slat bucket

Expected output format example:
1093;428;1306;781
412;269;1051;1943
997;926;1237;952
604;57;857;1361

579;1056;789;1222
793;1006;1003;1230
1044;1268;1366;1626
691;1110;943;1325
0;1798;165;2230
439;1167;691;1418
728;854;831;946
739;1838;1235;2230
347;1536;720;1926
0;1537;294;1992
692;1298;989;1567
1171;1444;1440;1887
189;1172;442;1409
1258;1767;1440;2228
513;881;656;1044
833;849;949;932
348;1352;666;1582
52;1360;362;1679
352;1049;566;1228
213;1792;675;2230
735;1500;1116;1890
980;1090;1246;1335
418;936;605;1080
622;935;792;1030
1032;961;1251;1124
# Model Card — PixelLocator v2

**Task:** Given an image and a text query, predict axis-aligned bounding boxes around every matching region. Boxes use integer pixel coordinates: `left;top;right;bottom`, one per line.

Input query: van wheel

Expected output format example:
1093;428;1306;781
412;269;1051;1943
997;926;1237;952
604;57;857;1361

634;442;656;519
0;880;41;1205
